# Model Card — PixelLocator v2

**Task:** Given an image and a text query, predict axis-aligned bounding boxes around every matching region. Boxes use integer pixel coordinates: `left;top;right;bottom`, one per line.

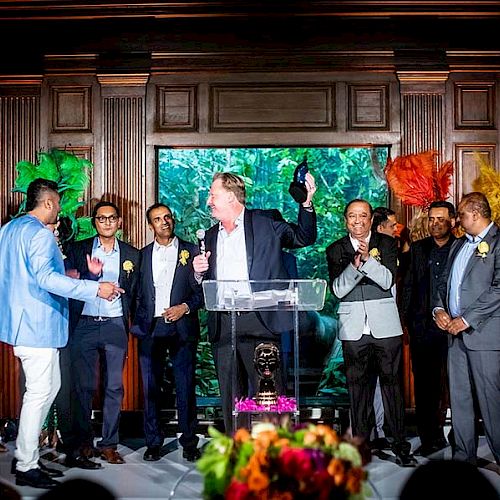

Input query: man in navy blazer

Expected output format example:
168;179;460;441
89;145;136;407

193;172;317;434
63;201;140;467
131;203;203;462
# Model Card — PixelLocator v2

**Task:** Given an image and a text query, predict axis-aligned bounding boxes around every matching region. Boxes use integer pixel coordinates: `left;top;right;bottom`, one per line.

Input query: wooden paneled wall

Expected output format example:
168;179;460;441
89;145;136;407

1;68;499;418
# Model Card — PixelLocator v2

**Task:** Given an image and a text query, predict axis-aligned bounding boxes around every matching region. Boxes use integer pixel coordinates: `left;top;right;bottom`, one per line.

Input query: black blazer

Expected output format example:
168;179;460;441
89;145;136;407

65;237;140;333
130;238;203;342
401;235;455;335
203;206;317;341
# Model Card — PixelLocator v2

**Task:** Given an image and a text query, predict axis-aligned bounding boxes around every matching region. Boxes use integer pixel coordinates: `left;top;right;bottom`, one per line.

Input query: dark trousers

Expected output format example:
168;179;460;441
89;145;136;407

342;335;405;443
53;345;80;453
70;316;127;451
410;332;448;447
138;321;198;450
212;312;281;435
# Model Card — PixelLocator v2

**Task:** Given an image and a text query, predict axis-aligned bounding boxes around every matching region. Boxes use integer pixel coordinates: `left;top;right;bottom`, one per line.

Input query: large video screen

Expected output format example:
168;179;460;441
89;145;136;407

157;146;389;400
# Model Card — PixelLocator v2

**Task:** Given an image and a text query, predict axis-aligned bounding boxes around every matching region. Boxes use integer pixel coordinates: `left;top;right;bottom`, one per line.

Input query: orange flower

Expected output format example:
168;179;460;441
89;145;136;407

345;467;365;494
254;430;279;450
346;475;361;494
304;424;340;447
234;428;251;444
327;458;344;477
248;470;270;492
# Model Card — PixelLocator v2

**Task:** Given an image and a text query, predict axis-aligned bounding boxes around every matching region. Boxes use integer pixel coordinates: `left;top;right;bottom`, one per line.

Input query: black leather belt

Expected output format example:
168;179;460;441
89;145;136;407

81;315;111;322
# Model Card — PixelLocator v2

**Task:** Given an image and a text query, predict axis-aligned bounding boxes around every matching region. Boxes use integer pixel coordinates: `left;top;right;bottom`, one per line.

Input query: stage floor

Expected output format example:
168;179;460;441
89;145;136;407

1;434;499;499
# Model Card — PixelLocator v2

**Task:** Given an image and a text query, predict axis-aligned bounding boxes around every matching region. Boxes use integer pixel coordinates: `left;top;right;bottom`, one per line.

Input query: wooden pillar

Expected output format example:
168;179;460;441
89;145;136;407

97;73;149;410
396;70;450;409
0;76;42;419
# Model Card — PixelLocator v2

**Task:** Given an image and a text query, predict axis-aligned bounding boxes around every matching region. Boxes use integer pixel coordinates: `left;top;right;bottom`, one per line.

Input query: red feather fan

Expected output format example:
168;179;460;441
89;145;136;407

385;151;453;209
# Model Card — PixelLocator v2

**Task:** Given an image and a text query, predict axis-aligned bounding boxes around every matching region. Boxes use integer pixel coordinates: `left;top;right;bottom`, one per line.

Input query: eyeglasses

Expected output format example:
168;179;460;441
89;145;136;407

95;215;119;224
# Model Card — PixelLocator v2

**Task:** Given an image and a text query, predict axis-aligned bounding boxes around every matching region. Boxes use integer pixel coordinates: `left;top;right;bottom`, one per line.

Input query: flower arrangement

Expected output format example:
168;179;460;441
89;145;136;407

477;241;489;259
179;249;190;266
197;423;369;499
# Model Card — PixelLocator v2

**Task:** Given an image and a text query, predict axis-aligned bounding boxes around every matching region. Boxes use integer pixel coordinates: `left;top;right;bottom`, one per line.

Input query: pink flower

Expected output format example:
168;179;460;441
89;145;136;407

225;479;250;500
278;447;314;481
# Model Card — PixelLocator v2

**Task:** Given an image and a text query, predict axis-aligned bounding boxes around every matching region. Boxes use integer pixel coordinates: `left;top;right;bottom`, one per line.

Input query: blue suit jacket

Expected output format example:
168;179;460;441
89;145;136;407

204;206;317;341
131;238;203;341
0;215;99;348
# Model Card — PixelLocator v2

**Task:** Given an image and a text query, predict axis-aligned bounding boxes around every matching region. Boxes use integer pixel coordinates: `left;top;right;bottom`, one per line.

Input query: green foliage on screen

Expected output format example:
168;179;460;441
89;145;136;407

158;146;389;397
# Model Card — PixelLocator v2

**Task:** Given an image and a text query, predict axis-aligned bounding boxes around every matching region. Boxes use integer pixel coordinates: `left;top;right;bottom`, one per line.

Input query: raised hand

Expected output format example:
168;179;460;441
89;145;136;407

97;282;125;301
86;254;103;276
303;172;317;207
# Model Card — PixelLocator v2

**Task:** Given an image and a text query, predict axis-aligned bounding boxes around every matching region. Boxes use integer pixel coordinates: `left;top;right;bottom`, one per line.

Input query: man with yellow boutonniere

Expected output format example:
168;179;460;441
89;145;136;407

326;199;416;467
433;192;500;470
62;201;140;468
131;203;203;462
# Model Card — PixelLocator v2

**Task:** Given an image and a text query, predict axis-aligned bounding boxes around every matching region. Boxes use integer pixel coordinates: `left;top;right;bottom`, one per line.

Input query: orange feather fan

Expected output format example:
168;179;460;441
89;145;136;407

385;150;453;209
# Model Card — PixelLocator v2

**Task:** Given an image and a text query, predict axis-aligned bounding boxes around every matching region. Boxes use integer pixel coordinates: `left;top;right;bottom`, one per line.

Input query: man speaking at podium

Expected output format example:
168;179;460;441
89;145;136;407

193;171;317;434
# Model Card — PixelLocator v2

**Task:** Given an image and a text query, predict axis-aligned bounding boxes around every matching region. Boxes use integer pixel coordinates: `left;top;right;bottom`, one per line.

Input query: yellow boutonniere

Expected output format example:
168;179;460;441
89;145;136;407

369;247;381;261
477;241;489;259
179;249;190;266
122;260;134;276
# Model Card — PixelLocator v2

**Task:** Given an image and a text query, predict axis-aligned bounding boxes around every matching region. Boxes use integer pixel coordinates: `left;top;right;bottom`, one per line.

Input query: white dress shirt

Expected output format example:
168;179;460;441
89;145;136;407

216;208;250;303
349;231;373;336
152;237;179;317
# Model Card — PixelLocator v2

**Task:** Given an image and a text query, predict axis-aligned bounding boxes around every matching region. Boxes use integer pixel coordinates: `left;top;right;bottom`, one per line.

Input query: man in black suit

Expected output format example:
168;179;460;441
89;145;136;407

64;201;140;466
193;172;317;434
402;200;456;456
131;203;203;462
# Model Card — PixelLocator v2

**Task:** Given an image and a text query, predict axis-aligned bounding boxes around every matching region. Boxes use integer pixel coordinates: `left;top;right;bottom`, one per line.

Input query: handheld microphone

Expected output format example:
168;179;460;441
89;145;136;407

196;229;206;257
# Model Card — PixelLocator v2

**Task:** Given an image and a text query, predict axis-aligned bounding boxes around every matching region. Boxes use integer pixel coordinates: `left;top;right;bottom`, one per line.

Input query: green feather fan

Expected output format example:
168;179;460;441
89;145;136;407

13;148;93;242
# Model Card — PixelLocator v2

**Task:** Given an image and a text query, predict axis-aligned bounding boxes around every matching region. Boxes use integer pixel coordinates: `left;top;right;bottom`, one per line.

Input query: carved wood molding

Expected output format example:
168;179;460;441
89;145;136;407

1;2;500;20
97;74;150;87
0;75;43;86
152;50;396;73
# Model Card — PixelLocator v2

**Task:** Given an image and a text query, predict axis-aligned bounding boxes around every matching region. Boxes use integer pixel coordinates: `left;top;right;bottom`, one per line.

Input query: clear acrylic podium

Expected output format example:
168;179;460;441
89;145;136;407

202;279;327;430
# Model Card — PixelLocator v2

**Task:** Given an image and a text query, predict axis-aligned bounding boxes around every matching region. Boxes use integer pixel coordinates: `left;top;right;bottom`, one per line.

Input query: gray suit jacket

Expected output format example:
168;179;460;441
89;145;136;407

326;232;403;341
436;223;500;351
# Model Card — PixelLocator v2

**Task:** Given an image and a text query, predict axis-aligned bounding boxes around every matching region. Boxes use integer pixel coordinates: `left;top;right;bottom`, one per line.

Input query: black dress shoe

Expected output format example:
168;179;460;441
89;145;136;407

369;437;391;451
182;447;201;462
393;441;418;467
414;438;448;457
16;468;59;489
64;455;102;469
143;446;161;461
11;458;64;477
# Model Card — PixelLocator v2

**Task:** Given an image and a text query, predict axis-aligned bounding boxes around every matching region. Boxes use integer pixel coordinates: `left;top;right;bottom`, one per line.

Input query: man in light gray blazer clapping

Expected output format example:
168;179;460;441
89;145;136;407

326;199;416;467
